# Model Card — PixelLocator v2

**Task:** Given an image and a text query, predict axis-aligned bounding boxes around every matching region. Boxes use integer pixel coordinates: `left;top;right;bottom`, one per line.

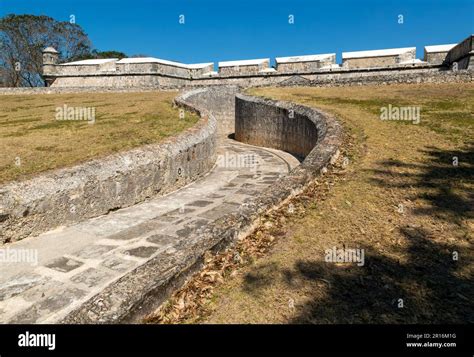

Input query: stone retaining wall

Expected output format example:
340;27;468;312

235;94;318;159
446;34;474;69
48;74;188;88
234;93;342;172
0;87;173;95
2;66;472;93
177;86;240;134
424;51;450;65
60;88;343;323
191;66;473;87
0;96;218;243
35;34;474;88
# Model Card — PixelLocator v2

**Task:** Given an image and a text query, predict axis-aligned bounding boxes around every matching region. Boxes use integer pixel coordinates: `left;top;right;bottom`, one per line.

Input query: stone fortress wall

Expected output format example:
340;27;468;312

276;53;337;72
341;47;417;68
41;34;474;89
424;44;457;65
218;58;272;76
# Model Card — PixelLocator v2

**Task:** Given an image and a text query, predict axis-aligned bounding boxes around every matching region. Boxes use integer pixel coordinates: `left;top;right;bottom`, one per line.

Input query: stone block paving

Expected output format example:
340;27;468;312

0;138;299;323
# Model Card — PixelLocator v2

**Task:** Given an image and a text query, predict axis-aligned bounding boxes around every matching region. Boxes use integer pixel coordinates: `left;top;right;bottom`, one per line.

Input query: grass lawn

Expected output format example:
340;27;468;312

147;82;473;324
0;91;199;184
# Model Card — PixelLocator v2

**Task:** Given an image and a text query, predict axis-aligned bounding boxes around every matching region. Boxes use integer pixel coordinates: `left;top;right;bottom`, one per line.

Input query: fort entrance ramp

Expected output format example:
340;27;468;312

0;87;317;323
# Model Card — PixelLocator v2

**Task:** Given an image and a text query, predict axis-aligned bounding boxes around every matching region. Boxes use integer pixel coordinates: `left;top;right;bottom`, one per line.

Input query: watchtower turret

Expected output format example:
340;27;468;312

42;47;59;86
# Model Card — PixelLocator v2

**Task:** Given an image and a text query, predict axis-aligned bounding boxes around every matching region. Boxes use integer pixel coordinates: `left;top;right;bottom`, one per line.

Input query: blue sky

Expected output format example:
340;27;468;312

1;0;473;64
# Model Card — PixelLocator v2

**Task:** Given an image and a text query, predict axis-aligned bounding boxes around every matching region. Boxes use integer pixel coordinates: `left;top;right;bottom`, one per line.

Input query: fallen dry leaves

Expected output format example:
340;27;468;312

144;131;354;324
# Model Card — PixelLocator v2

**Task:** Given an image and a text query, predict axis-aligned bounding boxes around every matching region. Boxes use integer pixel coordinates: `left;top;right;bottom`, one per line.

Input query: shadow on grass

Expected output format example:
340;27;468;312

370;143;474;226
240;144;473;323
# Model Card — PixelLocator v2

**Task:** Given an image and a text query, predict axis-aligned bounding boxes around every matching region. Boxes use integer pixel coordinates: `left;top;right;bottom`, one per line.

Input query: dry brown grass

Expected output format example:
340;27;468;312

146;83;473;324
0;91;199;184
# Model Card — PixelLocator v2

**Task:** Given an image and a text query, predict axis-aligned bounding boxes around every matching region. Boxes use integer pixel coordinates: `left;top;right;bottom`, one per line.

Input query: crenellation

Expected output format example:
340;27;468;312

445;34;474;69
275;53;336;73
41;34;474;88
424;44;456;65
342;47;416;69
218;58;270;76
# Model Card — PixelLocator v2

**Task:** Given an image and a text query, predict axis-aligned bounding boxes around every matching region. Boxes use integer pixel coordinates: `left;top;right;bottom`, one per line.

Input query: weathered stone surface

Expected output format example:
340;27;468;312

146;234;176;246
123;246;159;258
34;35;473;88
218;59;270;76
446;35;474;69
0;89;218;243
0;273;48;301
0;101;295;324
70;268;114;288
106;219;163;240
9;285;86;323
73;245;116;259
342;49;416;69
45;257;84;273
175;219;209;238
0;37;471;323
100;257;138;273
235;95;318;158
2;64;471;94
59;87;342;324
276;54;336;73
188;200;213;207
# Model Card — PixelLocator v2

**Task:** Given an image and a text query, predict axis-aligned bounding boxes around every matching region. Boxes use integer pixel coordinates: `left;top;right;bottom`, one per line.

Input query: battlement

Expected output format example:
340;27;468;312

218;58;270;76
46;56;215;79
445;34;474;69
42;34;474;88
275;53;336;72
424;44;456;64
342;47;418;68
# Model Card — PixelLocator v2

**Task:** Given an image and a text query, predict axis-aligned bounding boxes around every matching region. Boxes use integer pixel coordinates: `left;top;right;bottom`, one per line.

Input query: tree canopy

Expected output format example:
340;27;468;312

0;14;128;87
0;14;92;87
74;50;127;61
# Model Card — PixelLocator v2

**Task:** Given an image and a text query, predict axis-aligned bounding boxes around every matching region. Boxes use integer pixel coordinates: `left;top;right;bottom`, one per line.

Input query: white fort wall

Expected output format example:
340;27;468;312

342;47;418;68
276;53;337;72
424;44;456;65
42;35;474;88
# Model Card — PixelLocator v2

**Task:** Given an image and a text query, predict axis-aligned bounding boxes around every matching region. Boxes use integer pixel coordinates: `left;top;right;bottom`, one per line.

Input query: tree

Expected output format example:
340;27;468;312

72;50;127;61
0;14;92;87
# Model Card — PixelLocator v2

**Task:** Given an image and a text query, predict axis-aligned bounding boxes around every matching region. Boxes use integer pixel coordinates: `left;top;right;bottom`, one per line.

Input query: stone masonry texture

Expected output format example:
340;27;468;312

0;95;218;243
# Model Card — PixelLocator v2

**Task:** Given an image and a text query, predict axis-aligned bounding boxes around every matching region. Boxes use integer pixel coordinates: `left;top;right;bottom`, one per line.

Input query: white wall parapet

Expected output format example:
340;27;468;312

275;53;336;72
116;57;213;69
275;53;335;63
342;47;416;69
342;47;416;59
60;58;118;66
423;44;457;65
424;44;456;53
40;34;473;87
218;58;270;76
218;58;269;67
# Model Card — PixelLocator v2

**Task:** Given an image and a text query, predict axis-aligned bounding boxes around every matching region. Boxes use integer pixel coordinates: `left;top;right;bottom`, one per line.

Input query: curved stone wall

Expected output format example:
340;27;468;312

235;94;318;159
58;89;343;323
0;93;218;243
235;93;341;166
176;85;240;134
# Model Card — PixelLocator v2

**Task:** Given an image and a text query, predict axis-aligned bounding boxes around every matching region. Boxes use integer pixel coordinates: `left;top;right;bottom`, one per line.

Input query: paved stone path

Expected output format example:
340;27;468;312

0;136;298;323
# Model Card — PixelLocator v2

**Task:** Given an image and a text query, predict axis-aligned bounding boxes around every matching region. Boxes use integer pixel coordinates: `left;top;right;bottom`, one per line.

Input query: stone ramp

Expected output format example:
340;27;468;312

0;137;298;323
